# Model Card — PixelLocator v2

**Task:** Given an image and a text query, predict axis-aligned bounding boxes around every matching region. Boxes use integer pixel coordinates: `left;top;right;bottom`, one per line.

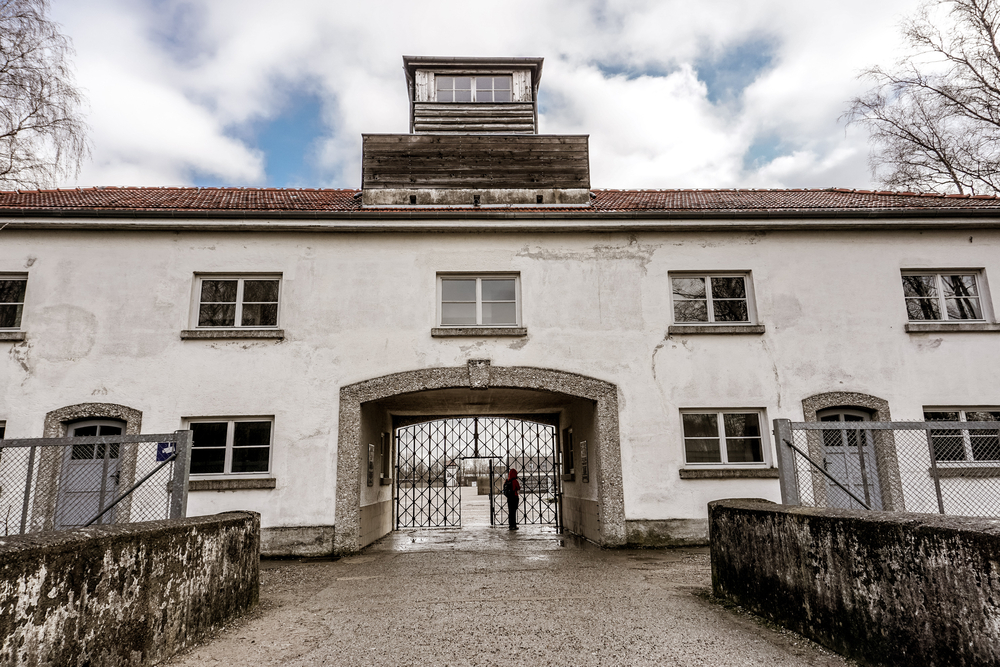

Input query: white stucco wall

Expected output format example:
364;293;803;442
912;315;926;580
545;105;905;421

2;224;998;530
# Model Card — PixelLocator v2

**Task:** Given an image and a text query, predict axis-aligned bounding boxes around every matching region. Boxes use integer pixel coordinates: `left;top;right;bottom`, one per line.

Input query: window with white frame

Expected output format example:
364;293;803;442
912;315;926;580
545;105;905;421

902;271;985;321
195;275;281;328
187;418;272;475
681;410;766;465
671;274;754;324
0;274;27;329
438;275;520;327
924;409;1000;463
435;75;512;103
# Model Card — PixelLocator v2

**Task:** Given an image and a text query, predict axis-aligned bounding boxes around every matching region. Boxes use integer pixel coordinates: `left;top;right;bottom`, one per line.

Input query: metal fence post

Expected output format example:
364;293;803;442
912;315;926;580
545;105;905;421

924;427;947;515
169;430;192;520
774;419;800;506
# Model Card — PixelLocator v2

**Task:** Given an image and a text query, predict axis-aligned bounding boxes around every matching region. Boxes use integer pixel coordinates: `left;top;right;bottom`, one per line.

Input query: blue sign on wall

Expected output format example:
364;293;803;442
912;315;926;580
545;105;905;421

156;442;176;462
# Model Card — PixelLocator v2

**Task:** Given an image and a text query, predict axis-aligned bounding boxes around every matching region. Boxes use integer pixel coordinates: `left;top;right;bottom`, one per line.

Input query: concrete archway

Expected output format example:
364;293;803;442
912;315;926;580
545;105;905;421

335;360;623;553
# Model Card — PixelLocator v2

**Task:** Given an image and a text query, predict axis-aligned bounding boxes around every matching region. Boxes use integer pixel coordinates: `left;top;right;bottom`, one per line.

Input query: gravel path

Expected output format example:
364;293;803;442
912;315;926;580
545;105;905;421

164;523;851;667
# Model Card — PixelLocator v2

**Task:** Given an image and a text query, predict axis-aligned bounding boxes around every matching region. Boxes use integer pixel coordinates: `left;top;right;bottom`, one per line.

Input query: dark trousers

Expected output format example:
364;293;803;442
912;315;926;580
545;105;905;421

507;495;519;528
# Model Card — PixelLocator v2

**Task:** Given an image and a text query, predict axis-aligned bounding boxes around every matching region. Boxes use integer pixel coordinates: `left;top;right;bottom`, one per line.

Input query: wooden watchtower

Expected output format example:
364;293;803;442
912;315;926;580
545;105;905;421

361;56;590;207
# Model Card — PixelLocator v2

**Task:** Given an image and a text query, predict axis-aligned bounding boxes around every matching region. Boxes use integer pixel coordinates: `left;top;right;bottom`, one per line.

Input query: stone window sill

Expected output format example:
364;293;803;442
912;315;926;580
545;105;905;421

380;477;393;486
679;468;779;479
904;322;1000;333
189;477;276;491
431;327;527;337
931;466;1000;478
0;331;25;342
181;329;285;340
668;324;765;335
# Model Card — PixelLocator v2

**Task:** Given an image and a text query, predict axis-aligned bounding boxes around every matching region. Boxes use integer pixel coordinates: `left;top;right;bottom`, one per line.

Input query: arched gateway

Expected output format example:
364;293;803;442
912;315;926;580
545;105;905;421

335;360;624;553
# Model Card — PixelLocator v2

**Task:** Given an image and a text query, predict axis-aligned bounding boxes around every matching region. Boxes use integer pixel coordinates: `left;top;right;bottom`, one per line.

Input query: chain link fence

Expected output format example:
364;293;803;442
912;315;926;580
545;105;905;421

775;419;1000;517
0;431;192;536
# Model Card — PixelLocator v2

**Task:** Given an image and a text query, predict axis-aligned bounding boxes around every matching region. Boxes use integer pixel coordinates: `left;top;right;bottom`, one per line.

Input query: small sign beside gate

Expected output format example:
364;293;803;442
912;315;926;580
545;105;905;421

156;442;175;462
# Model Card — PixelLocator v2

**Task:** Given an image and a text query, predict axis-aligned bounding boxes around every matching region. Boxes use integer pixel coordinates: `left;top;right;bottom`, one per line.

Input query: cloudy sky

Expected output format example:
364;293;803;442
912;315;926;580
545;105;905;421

51;0;922;191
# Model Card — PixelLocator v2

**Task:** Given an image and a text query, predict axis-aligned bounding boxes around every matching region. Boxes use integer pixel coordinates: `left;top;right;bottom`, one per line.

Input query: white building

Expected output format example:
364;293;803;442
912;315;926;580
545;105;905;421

1;57;999;554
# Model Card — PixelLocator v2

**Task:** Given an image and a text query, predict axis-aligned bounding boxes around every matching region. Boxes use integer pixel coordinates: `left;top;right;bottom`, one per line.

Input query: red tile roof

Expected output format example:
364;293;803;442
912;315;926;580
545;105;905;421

0;186;999;215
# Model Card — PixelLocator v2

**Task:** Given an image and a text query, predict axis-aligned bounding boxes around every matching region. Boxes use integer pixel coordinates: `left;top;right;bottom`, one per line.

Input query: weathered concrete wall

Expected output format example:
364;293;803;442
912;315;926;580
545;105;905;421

360;499;392;548
710;499;1000;667
0;511;260;667
626;518;708;547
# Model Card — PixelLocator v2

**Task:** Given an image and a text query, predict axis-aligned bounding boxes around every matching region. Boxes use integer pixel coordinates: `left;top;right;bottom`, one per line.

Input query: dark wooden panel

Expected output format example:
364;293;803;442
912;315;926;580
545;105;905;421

413;123;535;131
362;134;590;190
364;134;586;145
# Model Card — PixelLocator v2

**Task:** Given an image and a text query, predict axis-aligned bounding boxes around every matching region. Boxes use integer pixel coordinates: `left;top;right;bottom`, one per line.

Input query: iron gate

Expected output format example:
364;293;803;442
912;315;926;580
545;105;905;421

395;417;559;529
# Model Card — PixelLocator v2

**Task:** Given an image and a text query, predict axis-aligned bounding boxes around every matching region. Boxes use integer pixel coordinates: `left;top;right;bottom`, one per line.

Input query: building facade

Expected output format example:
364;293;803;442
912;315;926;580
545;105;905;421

1;57;999;554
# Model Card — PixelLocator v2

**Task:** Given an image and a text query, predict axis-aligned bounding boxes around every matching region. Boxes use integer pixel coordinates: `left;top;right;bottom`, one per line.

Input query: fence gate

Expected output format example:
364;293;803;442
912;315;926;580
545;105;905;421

395;417;559;529
775;417;1000;517
0;430;192;536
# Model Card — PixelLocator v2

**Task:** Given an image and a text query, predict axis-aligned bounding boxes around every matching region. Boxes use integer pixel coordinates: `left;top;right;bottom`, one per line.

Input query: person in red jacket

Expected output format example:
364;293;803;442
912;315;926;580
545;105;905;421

503;468;520;530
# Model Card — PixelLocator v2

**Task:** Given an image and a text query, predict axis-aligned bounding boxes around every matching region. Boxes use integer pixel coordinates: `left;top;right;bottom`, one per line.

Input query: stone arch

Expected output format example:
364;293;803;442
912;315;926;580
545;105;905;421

801;391;891;423
800;391;904;510
335;361;623;553
33;402;143;530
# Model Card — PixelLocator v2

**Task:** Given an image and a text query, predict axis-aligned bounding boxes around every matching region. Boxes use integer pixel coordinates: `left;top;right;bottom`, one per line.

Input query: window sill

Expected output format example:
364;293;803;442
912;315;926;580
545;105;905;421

380;477;392;486
189;477;276;491
679;468;778;479
668;324;765;335
931;466;1000;478
0;331;25;342
561;473;576;482
431;327;527;337
904;322;1000;333
181;329;285;340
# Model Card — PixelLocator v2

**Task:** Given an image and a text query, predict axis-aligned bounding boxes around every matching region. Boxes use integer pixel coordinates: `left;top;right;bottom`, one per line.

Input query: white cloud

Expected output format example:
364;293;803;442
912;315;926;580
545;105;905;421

50;0;922;189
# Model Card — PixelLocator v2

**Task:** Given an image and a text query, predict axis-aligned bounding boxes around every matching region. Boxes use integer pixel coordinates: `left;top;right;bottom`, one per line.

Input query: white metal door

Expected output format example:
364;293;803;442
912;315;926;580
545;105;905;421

820;410;883;510
54;421;124;528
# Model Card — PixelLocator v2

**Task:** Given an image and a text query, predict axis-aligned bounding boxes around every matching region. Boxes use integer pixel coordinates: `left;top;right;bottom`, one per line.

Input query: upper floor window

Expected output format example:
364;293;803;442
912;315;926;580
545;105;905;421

195;275;280;328
0;275;27;329
671;273;755;324
681;409;767;466
925;409;1000;462
438;274;520;327
436;76;512;103
902;271;985;321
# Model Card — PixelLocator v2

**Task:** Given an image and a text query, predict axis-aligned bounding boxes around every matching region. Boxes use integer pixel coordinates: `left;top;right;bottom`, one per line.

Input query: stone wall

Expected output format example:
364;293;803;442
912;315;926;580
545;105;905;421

709;499;1000;667
0;511;259;667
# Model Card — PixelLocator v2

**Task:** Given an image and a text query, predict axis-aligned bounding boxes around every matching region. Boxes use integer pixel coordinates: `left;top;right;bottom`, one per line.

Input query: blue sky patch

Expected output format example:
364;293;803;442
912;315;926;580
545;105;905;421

254;91;327;187
695;39;776;105
590;60;675;81
743;134;785;170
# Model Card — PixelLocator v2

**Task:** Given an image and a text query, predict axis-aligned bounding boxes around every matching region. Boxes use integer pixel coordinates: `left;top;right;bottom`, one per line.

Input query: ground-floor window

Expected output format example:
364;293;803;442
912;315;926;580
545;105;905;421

680;409;766;465
924;409;1000;462
186;418;272;475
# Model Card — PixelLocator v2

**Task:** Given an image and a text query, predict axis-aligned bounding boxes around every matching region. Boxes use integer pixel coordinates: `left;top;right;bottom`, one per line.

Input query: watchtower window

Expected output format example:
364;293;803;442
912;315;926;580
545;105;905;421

436;75;512;103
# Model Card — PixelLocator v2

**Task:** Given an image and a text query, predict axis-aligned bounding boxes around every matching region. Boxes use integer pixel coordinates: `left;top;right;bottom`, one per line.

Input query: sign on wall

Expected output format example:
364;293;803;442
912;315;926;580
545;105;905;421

580;440;589;483
367;443;375;487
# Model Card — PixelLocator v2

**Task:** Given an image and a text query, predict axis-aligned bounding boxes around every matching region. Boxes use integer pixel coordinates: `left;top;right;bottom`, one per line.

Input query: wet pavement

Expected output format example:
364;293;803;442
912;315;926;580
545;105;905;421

164;495;851;667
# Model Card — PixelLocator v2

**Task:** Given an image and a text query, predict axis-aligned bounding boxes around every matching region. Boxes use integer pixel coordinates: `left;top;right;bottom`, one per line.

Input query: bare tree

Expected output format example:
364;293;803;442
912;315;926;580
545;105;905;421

0;0;87;189
846;0;1000;194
